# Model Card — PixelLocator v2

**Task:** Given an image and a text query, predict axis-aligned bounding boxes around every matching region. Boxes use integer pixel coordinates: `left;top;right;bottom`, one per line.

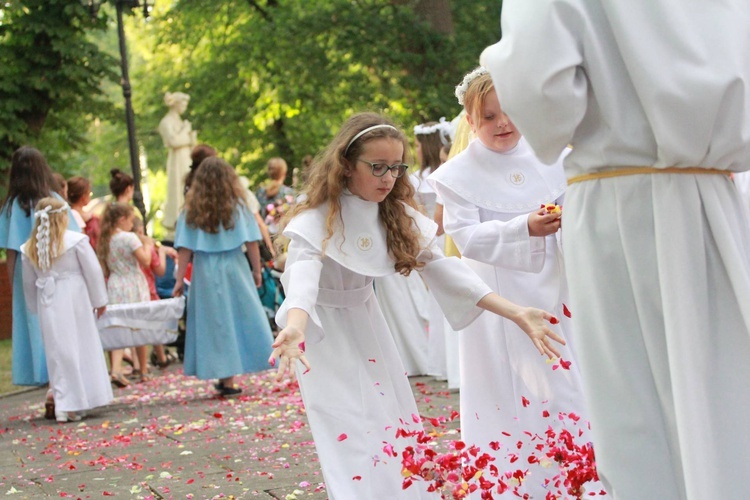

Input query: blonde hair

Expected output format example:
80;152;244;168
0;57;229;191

26;197;68;271
462;72;496;126
449;112;474;160
282;112;425;276
97;202;134;278
184;157;246;233
267;157;288;181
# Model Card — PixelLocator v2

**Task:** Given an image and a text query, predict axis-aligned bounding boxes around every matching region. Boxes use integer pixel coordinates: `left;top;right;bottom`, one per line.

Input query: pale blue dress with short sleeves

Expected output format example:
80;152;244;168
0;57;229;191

0;197;79;385
174;205;274;380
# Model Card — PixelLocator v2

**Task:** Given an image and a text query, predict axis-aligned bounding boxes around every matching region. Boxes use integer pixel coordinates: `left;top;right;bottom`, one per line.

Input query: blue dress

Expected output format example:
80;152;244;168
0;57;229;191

0;197;79;385
174;205;274;380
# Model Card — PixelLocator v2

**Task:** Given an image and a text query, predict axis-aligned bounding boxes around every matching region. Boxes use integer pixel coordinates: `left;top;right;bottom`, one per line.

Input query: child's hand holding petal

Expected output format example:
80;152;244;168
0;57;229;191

514;307;566;358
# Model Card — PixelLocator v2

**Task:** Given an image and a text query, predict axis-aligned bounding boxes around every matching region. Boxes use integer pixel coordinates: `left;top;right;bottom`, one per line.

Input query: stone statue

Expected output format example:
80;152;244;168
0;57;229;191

158;91;197;236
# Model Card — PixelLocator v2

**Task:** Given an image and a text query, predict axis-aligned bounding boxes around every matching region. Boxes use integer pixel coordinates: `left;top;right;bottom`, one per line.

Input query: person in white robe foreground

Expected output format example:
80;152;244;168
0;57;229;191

481;1;750;498
429;68;603;498
21;197;112;423
270;112;565;499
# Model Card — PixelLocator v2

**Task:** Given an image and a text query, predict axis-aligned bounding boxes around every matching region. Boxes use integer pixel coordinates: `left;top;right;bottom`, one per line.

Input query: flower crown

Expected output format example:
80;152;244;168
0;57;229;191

455;66;489;106
414;117;453;146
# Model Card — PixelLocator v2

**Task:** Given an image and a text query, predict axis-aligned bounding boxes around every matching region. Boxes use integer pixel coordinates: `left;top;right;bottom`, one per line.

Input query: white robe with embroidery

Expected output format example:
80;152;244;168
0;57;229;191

430;138;600;498
482;2;750;498
22;231;112;412
276;193;492;499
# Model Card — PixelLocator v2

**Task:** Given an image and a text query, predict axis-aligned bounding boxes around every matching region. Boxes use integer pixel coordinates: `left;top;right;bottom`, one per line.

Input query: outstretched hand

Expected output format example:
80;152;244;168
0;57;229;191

269;325;311;381
514;307;566;358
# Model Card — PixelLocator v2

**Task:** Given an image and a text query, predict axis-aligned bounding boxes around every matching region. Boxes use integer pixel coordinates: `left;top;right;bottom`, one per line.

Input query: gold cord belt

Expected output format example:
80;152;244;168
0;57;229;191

567;166;731;185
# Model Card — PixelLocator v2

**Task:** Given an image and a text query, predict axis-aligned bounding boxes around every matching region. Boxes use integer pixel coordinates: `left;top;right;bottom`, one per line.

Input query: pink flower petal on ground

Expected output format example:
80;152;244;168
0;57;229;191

337;433;348;441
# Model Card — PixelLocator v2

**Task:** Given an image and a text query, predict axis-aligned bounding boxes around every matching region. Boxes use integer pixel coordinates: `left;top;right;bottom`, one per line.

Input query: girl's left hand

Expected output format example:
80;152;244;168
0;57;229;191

95;306;107;319
253;270;262;288
513;307;566;358
269;325;310;381
172;280;184;297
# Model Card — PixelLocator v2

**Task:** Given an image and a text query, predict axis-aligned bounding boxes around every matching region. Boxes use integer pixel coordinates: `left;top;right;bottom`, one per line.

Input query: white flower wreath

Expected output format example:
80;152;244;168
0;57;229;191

455;66;489;106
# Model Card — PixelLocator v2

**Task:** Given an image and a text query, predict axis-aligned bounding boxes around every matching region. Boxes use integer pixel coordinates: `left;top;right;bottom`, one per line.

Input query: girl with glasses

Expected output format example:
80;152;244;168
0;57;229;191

270;112;565;499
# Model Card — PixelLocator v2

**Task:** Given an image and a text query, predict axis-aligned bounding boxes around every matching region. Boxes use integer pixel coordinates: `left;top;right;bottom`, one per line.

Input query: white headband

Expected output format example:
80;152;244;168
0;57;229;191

344;124;399;155
414;117;453;146
34;204;69;271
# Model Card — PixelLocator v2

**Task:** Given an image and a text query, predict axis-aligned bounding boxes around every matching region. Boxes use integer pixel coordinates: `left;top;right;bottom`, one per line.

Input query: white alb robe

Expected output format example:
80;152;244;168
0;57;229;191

482;2;750;498
22;232;112;413
410;168;448;379
276;193;492;499
430;138;600;498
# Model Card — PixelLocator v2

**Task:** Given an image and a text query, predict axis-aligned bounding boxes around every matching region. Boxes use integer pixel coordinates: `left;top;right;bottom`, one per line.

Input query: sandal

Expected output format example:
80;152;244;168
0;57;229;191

110;373;130;388
214;381;242;396
138;371;152;383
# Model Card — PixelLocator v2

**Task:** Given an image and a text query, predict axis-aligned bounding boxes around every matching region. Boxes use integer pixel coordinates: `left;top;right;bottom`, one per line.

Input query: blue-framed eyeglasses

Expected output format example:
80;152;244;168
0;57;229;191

357;159;409;178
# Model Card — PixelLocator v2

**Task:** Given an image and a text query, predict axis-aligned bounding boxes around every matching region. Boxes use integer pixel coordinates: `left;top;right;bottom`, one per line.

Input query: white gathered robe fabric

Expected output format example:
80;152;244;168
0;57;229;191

96;297;185;350
21;232;113;413
276;194;492;499
410;169;448;379
374;272;430;376
482;2;750;498
430;139;598;498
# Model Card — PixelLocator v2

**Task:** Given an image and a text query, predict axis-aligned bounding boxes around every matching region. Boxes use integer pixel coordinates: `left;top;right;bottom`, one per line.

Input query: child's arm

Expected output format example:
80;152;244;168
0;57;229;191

245;240;262;287
270;308;311;380
254;212;276;258
133;235;153;267
477;293;564;358
172;247;192;297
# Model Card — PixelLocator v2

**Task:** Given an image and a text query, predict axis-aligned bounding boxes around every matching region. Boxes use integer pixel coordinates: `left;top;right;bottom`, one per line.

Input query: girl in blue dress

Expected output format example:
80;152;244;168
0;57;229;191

0;147;78;417
172;157;274;396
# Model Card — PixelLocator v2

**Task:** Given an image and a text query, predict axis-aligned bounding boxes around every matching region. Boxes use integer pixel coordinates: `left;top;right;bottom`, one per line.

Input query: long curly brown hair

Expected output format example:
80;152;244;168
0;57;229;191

283;112;425;276
184;157;246;233
96;202;134;278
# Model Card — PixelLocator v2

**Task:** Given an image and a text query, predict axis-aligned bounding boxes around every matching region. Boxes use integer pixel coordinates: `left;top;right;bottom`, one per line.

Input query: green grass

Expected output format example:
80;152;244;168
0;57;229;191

0;339;16;395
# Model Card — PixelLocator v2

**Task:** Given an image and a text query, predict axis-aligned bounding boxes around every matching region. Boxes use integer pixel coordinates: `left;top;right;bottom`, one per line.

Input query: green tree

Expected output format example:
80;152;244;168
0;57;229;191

0;0;118;191
127;0;501;184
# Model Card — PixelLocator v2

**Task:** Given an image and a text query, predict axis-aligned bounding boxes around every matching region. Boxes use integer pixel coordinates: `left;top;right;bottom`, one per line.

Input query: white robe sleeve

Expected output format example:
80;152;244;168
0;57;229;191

274;235;326;345
436;184;547;272
417;243;492;331
75;239;108;309
480;0;586;165
21;255;39;315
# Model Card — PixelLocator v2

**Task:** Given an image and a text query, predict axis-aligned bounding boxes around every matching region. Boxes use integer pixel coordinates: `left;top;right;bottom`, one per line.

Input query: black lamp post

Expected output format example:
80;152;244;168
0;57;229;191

86;0;152;222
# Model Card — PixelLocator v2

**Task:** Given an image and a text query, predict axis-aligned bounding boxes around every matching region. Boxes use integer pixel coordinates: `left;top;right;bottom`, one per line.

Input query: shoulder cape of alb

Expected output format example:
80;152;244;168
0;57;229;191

283;193;438;277
428;137;568;213
20;230;88;257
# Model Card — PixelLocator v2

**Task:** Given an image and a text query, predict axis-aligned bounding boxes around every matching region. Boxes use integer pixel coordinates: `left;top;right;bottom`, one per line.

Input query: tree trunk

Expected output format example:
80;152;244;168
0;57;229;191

414;0;454;35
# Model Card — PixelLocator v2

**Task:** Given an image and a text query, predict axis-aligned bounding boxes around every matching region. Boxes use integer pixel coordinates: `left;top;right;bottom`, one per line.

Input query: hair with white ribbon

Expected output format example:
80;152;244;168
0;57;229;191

455;66;489;106
344;124;399;156
34;204;69;271
413;117;453;146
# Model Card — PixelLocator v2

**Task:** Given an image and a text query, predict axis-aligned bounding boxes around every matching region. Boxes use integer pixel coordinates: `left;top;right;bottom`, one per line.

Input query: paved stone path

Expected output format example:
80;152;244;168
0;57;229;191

0;366;459;499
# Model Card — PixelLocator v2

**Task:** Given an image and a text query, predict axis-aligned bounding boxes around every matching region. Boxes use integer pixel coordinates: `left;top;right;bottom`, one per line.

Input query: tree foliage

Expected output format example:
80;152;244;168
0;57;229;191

0;0;504;204
0;0;118;186
130;0;502;183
